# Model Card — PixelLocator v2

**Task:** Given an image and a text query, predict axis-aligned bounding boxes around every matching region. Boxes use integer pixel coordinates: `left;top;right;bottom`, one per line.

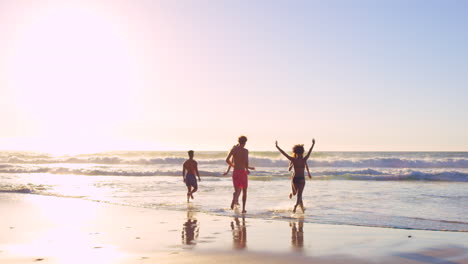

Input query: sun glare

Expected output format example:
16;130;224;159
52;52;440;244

5;195;126;264
8;4;143;154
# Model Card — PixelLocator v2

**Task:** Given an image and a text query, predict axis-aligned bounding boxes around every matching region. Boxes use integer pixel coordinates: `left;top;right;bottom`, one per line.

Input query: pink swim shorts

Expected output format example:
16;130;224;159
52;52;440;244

232;169;248;189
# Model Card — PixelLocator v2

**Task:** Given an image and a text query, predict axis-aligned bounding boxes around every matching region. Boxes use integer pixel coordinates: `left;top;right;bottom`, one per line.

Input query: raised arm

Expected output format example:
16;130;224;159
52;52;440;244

275;141;293;161
303;138;315;161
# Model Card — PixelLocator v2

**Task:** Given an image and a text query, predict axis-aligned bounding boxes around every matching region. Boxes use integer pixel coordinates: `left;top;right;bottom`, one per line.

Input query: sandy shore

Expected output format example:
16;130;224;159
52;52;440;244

0;193;467;264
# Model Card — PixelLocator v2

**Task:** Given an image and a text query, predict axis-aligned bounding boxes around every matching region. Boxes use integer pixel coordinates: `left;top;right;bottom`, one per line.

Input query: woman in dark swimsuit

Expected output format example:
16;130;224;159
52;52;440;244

276;139;315;213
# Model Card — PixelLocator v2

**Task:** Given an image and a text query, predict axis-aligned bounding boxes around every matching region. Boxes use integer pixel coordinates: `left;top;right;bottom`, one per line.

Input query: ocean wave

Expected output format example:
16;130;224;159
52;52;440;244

0;183;49;194
0;166;50;173
1;165;467;182
313;169;468;182
257;168;468;182
3;155;468;168
309;158;468;168
0;166;221;177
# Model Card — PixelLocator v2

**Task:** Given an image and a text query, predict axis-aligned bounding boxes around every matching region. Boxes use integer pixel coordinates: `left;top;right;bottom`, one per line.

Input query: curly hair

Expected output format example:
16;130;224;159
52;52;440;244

292;144;304;158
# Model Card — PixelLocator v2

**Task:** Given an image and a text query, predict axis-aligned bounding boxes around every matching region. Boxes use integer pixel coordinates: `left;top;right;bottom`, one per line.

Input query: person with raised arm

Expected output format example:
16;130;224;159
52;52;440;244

276;139;315;213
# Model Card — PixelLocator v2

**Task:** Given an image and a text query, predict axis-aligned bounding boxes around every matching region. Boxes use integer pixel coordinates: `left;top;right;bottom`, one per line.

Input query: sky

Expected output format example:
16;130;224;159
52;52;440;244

0;0;467;154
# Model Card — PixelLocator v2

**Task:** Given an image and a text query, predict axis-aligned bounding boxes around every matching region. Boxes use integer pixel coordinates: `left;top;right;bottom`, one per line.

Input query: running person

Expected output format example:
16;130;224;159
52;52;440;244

276;139;315;213
182;150;201;202
226;136;254;213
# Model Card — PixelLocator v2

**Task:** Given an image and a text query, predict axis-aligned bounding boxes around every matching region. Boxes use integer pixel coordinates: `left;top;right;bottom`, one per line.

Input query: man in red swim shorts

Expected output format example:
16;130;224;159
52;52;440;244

226;135;255;213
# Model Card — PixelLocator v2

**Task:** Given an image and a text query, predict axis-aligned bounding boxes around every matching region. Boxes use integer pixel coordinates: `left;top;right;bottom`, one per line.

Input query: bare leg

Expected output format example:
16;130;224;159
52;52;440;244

290;180;297;199
187;186;192;203
296;181;305;212
231;192;236;209
191;186;198;199
241;187;247;213
231;188;241;210
235;189;241;206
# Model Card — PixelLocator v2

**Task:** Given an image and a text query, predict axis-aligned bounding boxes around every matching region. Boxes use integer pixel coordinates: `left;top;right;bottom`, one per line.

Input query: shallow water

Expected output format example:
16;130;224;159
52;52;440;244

1;151;467;231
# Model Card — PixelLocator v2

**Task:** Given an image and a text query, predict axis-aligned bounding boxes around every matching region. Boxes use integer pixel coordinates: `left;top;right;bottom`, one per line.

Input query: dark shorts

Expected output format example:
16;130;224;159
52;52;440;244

292;176;305;185
185;174;198;188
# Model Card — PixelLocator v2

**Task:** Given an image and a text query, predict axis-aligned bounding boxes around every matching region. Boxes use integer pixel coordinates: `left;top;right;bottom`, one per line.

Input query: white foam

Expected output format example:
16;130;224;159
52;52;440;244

4;155;468;168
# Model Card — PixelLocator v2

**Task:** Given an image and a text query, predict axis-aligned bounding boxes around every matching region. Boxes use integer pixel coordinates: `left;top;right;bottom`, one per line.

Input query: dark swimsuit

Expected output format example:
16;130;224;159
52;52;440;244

185;173;198;188
291;159;306;185
293;175;305;184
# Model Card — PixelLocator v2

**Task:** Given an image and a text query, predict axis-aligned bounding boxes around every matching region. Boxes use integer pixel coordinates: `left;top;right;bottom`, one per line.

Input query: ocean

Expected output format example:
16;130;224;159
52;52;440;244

1;151;467;232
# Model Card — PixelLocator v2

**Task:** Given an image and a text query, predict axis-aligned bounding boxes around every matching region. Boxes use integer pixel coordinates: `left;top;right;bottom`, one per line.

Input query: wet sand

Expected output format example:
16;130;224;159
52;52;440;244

1;193;467;263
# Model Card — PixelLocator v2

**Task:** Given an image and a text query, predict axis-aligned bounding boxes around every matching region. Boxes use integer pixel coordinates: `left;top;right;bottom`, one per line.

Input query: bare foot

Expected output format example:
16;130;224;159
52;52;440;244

231;192;238;210
289;193;293;199
242;210;246;214
191;194;194;199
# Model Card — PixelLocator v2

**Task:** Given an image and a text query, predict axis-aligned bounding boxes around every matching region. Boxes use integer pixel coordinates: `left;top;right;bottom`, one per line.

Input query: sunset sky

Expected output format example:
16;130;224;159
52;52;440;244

1;0;467;154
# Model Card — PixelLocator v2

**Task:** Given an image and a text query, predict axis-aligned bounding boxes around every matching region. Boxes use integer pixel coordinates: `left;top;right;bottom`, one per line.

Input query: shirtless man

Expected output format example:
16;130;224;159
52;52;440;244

226;136;254;213
182;150;201;202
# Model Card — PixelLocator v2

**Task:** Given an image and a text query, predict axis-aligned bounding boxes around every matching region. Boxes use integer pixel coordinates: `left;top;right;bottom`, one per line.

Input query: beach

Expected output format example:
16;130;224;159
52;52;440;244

1;193;467;264
1;151;468;263
2;151;467;232
2;0;468;262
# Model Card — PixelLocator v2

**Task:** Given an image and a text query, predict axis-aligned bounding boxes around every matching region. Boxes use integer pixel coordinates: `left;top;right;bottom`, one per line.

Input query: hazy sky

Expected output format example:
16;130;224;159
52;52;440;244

1;0;467;153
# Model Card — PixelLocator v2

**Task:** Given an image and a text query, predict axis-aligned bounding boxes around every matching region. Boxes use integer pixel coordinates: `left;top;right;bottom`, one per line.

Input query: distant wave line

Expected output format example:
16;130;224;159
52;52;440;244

3;156;468;168
1;166;467;181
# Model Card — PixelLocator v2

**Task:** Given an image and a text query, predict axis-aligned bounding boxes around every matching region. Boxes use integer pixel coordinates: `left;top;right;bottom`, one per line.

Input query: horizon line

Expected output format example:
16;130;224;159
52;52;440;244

1;149;468;155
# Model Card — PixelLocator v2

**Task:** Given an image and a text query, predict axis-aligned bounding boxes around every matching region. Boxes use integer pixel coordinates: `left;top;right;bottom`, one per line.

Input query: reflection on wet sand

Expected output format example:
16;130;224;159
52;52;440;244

182;210;199;246
231;216;247;249
291;219;304;251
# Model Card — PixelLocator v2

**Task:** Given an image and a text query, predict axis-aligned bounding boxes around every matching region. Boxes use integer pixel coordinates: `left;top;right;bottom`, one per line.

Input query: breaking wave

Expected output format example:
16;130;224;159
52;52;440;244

1;165;467;181
3;156;468;168
0;183;49;194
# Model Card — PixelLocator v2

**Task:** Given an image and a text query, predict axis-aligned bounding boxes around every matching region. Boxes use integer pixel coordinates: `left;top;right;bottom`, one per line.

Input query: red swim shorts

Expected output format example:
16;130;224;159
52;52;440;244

232;169;248;189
